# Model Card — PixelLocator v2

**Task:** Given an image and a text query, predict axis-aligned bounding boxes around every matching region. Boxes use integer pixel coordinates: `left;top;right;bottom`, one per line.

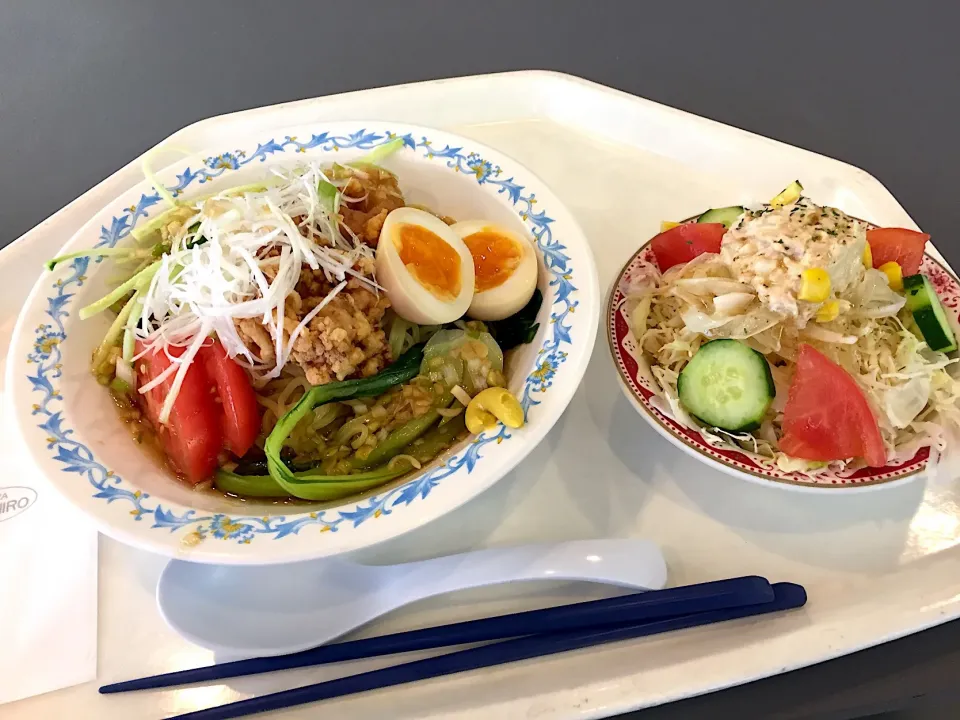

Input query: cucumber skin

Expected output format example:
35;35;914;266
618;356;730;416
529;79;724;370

903;274;958;353
696;206;744;229
677;339;776;433
911;307;957;353
903;274;927;312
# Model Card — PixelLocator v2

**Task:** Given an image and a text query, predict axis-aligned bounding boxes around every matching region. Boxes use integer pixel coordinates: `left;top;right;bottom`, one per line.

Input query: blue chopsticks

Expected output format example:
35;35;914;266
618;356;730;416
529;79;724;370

169;582;805;720
101;575;772;694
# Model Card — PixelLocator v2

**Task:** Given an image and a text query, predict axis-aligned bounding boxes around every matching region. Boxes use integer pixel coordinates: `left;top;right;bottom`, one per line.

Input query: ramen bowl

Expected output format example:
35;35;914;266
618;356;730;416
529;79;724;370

7;122;599;563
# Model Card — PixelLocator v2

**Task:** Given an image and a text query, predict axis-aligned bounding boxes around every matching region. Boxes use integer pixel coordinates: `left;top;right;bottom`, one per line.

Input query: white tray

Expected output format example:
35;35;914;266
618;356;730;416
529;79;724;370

5;70;960;720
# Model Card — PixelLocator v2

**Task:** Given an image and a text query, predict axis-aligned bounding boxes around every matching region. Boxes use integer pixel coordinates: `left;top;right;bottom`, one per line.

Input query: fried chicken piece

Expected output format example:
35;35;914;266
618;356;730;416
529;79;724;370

339;167;404;245
235;268;391;385
236;318;276;363
286;269;392;385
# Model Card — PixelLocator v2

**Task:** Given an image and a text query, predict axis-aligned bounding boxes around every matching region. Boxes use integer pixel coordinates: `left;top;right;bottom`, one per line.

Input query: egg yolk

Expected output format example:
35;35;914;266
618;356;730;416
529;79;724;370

395;224;461;300
463;231;521;293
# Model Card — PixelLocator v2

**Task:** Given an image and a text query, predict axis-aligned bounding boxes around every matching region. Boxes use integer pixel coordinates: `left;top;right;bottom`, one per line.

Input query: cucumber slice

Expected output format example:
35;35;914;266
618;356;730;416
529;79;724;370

903;274;958;352
697;206;745;229
678;339;775;432
770;180;803;208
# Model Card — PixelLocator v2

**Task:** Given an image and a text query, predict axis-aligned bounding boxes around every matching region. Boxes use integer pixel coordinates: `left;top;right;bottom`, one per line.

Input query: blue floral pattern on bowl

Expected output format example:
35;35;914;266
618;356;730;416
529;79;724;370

26;129;577;544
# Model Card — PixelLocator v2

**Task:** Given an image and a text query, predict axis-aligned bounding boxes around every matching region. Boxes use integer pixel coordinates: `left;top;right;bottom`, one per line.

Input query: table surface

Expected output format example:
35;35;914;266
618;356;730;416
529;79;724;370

4;2;960;718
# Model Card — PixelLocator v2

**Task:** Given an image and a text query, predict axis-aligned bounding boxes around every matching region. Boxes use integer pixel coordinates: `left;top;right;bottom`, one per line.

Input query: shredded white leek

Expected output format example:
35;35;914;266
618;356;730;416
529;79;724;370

451;385;472;407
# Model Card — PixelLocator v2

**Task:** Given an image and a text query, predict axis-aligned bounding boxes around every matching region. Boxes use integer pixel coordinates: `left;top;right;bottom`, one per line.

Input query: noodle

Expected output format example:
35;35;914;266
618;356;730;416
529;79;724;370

388;454;421;470
351;427;370;449
277;376;311;412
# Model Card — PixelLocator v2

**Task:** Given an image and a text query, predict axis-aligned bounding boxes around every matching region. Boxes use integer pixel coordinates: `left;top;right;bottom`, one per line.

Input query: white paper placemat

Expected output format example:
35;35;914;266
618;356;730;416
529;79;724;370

0;335;98;705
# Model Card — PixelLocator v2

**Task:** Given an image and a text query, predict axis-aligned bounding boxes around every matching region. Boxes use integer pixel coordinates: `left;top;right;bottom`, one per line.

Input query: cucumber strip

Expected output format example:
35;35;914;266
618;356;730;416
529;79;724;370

348;138;404;169
45;247;148;272
696;206;744;229
130;182;273;242
770;180;803;208
904;274;958;352
91;291;140;372
79;261;160;320
677;339;776;432
121;292;144;363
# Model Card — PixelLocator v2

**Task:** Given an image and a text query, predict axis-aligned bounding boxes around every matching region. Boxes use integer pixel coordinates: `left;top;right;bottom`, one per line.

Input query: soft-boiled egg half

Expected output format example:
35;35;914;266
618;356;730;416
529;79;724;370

376;207;476;325
451;221;539;322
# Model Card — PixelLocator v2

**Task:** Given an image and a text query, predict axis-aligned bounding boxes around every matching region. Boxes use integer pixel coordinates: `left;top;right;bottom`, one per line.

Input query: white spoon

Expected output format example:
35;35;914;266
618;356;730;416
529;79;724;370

158;538;667;656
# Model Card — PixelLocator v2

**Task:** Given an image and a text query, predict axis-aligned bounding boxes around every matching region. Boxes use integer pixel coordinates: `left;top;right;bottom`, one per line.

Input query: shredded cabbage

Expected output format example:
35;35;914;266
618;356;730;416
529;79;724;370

850;269;906;318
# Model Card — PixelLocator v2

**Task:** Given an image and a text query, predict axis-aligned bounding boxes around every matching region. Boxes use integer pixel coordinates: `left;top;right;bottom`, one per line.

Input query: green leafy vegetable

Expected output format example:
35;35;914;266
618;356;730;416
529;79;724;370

215;465;409;500
354;395;452;470
487;289;543;351
185;222;207;249
230;457;318;476
263;344;425;497
408;413;467;461
317;179;340;216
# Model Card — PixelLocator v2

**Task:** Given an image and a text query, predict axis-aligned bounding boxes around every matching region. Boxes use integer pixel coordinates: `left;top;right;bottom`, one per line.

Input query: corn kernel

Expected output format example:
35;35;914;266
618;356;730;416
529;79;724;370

816;300;840;323
799;268;831;303
862;241;873;268
770;180;803;208
465;387;525;434
660;221;681;232
879;261;903;291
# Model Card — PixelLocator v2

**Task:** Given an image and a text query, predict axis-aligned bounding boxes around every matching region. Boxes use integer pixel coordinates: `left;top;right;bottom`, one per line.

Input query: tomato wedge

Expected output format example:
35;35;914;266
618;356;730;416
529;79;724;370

650;223;726;271
866;227;929;276
199;341;261;457
135;341;223;483
779;345;886;467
